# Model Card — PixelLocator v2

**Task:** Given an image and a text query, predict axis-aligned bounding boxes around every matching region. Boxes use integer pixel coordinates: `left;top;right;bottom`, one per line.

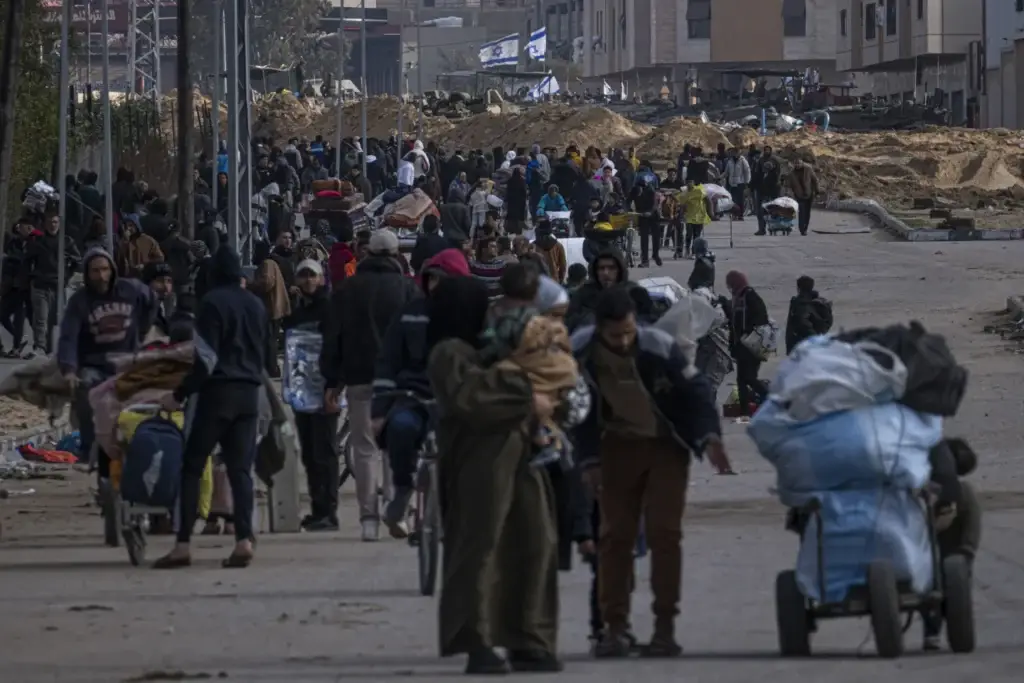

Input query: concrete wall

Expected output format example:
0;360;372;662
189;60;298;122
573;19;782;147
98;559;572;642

983;0;1024;70
785;0;839;61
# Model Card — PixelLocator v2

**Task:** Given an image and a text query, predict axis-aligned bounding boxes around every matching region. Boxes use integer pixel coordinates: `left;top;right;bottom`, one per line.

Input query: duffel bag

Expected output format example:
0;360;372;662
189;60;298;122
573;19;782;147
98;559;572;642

121;414;185;508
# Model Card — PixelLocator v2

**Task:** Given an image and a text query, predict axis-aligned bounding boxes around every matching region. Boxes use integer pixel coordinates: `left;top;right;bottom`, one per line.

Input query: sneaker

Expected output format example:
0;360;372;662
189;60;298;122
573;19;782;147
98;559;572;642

642;632;682;658
383;487;413;539
305;516;339;532
22;347;40;360
360;519;379;542
653;256;663;267
300;514;317;529
594;630;633;658
639;260;650;269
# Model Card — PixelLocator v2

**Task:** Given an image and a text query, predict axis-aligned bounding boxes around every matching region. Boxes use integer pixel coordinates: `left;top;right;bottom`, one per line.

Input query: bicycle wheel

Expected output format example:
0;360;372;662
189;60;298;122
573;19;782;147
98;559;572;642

417;466;440;597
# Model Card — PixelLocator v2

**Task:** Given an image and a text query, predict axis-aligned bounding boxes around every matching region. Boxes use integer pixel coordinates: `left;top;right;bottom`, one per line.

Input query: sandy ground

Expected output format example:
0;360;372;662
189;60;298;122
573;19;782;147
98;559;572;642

2;210;1024;682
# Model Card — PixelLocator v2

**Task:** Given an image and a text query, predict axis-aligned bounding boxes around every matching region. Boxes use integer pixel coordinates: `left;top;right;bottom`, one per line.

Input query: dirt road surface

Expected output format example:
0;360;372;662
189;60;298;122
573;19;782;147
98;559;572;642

2;211;1024;682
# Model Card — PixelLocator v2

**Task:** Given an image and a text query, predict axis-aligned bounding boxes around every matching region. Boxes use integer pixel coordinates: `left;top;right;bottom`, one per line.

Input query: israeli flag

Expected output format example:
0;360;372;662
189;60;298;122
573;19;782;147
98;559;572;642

479;33;520;68
526;27;547;62
527;73;560;100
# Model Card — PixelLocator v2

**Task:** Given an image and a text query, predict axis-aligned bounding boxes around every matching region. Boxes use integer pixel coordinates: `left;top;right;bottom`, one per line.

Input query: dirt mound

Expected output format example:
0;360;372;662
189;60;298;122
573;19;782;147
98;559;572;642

0;397;53;438
252;92;326;139
727;126;761;148
432;104;652;153
635;117;729;159
771;127;1024;208
308;97;455;142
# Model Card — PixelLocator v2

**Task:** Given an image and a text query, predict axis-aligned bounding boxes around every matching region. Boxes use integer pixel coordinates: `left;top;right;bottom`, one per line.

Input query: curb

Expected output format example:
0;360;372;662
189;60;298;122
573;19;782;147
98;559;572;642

1008;296;1024;319
0;417;73;457
827;198;1024;242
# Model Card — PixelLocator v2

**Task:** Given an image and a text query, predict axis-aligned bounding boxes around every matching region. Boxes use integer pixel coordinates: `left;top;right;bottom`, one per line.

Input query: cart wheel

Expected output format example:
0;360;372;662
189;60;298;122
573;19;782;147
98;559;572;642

417;469;440;597
775;570;812;656
868;560;904;658
337;414;353;489
942;554;975;653
124;525;146;567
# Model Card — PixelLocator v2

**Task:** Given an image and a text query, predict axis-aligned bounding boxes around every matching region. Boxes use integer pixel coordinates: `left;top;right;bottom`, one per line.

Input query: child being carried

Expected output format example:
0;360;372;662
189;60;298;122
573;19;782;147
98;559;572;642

479;262;579;466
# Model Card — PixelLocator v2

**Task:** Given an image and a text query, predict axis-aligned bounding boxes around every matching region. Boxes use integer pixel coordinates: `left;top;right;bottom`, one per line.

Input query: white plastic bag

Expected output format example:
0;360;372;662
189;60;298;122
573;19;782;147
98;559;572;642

773;336;908;421
741;319;779;359
654;289;719;365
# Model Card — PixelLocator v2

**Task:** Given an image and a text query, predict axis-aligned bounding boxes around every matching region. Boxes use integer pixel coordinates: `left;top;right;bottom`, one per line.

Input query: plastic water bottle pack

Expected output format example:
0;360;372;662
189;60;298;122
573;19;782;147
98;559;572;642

283;328;326;413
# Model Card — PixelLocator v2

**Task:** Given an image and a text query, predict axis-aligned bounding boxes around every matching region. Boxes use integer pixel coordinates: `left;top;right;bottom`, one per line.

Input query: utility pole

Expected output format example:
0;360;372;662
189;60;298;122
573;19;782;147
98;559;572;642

396;0;403;165
334;10;345;176
101;0;114;248
211;0;221;213
0;0;27;286
360;0;367;178
178;0;195;237
415;6;423;138
56;0;73;327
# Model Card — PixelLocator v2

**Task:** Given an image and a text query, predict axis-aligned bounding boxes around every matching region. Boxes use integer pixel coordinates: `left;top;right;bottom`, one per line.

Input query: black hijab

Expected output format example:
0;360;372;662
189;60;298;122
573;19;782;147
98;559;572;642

426;276;490;351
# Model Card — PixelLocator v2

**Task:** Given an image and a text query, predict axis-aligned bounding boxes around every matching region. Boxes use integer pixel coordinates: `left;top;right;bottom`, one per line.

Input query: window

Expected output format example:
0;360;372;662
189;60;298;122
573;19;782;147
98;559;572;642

917;0;924;18
686;0;711;39
865;3;877;40
885;0;897;35
596;10;604;45
840;9;847;36
610;8;615;49
1017;0;1023;11
782;0;806;37
619;0;626;48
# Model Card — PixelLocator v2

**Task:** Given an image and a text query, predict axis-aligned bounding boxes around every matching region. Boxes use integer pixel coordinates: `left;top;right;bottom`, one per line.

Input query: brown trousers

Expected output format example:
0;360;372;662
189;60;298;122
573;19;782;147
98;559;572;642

598;433;690;632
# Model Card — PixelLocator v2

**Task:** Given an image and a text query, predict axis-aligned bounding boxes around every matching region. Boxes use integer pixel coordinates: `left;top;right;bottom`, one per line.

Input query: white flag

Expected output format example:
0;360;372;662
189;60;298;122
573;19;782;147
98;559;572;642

526;27;547;62
479;34;520;68
620;81;627;99
602;80;614;96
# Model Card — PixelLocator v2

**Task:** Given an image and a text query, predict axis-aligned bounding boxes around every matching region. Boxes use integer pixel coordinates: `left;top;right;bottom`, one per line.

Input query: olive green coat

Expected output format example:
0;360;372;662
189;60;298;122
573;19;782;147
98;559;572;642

427;339;559;656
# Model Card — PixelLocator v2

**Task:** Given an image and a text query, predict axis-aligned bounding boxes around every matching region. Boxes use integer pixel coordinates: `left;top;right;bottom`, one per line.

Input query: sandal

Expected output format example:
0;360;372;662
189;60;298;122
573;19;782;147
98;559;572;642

152;554;192;570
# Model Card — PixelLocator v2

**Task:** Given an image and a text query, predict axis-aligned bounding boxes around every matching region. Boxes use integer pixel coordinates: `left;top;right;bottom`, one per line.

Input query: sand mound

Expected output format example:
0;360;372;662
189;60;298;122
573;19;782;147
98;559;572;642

0;397;54;437
433;105;651;152
727;126;761;148
308;97;455;141
635;117;729;159
771;127;1024;208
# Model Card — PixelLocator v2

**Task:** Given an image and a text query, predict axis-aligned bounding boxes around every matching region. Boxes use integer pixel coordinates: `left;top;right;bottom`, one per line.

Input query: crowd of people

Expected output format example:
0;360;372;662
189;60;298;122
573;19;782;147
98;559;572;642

0;126;839;674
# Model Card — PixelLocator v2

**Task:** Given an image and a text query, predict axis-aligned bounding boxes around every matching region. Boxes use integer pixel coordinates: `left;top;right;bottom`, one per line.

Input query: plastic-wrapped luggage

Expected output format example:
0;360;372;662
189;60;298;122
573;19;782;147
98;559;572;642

796;488;933;602
283;329;325;413
383;188;438;228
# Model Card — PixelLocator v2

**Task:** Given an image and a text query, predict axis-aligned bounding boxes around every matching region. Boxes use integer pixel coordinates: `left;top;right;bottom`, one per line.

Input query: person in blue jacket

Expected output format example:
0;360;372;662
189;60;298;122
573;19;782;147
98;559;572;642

536;184;568;217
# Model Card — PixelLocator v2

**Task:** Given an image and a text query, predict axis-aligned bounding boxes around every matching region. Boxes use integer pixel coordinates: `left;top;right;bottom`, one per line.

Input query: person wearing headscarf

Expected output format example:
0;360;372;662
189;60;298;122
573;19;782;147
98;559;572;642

427;276;564;675
504;168;529;235
500;150;517;170
725;270;770;415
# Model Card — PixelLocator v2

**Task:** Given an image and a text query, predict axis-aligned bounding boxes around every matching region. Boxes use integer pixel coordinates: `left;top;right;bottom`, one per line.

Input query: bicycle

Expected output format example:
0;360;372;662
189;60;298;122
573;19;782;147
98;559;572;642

364;389;441;596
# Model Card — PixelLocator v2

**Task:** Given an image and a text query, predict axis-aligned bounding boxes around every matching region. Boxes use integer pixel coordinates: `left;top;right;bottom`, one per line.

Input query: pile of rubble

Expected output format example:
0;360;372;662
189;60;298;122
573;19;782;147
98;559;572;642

635;116;729;158
0;397;54;439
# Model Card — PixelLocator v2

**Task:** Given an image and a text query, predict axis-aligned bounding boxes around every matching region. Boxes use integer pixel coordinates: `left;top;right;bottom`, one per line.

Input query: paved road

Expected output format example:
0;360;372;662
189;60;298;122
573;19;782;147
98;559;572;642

2;211;1024;682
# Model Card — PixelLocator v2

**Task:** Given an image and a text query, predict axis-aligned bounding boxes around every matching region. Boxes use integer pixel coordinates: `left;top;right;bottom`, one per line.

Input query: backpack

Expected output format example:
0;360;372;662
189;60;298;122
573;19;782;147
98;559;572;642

121;415;185;508
811;297;834;334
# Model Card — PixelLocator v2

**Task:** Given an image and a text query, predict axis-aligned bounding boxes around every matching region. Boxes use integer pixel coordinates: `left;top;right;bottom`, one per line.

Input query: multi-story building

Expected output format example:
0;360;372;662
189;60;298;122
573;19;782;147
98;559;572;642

582;0;845;100
981;0;1024;128
527;1;584;63
834;0;983;123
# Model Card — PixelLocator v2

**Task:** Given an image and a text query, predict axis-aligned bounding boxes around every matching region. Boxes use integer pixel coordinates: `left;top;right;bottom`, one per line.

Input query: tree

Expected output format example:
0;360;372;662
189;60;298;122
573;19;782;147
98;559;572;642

189;0;328;81
0;0;63;212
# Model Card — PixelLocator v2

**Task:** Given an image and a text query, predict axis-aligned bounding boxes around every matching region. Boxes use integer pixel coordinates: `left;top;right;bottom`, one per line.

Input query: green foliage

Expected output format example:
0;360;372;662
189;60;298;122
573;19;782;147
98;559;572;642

0;0;62;203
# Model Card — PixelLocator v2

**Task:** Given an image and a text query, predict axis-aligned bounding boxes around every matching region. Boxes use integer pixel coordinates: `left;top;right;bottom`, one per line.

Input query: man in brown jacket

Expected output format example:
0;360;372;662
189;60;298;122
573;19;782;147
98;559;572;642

787;159;819;235
533;223;568;284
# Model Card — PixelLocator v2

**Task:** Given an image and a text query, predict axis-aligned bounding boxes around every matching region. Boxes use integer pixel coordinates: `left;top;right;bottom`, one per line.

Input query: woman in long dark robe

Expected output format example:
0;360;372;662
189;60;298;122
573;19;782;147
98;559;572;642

504;167;528;235
425;277;562;675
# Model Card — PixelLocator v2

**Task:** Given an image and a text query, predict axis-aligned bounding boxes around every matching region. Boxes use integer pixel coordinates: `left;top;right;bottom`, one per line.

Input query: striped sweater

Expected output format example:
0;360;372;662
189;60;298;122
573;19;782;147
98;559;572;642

469;258;508;298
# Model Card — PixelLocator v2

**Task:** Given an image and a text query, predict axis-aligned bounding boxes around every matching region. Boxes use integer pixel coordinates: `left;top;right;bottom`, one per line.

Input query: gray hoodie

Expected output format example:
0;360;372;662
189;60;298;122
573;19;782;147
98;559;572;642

57;247;156;373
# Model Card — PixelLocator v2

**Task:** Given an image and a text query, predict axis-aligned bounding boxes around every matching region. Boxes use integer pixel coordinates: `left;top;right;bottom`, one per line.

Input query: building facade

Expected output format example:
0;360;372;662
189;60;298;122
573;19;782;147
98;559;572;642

582;0;844;99
834;0;983;122
981;0;1024;129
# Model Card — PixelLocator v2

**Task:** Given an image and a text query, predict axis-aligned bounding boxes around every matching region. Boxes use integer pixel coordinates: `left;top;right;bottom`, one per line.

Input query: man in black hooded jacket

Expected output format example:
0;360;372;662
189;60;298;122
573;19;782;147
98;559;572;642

156;247;267;569
785;275;832;354
565;247;634;332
